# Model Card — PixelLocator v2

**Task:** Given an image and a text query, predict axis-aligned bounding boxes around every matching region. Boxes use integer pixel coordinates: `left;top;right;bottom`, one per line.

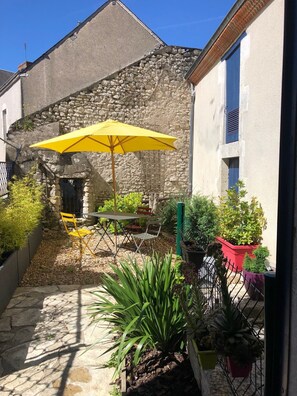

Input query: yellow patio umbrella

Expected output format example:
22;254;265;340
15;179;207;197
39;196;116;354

30;119;176;211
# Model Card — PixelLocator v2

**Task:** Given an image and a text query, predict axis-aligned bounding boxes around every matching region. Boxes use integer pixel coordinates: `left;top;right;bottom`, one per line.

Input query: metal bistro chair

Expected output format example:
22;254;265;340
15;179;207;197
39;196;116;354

124;206;153;234
132;217;162;254
60;212;96;258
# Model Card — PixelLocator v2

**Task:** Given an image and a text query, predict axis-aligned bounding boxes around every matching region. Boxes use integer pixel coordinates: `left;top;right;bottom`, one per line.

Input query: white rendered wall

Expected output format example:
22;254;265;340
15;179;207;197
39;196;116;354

192;0;284;266
0;79;22;161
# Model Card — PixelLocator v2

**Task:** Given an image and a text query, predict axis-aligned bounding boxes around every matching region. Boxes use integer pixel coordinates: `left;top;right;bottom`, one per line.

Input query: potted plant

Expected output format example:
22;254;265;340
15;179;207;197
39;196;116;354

207;243;263;377
242;246;270;300
181;194;218;270
177;266;217;370
0;172;44;314
212;303;263;377
217;181;267;271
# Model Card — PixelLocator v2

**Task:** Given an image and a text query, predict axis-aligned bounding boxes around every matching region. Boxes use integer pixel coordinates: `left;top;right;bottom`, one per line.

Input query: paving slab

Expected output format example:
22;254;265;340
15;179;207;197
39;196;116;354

0;285;114;395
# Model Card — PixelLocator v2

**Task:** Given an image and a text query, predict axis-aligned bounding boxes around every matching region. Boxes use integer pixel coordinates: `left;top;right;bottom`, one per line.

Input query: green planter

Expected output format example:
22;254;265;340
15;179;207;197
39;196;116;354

191;339;217;370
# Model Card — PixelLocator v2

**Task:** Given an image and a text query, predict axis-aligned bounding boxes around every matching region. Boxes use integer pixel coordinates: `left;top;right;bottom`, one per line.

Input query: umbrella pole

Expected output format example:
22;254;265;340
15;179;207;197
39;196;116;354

111;150;117;254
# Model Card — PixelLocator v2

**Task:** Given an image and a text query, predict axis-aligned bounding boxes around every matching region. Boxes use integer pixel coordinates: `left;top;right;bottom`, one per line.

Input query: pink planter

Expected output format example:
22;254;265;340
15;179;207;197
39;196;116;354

226;357;252;378
242;270;264;301
216;237;258;272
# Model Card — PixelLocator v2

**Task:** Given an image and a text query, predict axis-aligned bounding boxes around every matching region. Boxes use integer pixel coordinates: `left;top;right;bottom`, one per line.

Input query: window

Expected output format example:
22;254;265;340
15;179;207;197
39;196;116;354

228;157;239;189
225;43;241;143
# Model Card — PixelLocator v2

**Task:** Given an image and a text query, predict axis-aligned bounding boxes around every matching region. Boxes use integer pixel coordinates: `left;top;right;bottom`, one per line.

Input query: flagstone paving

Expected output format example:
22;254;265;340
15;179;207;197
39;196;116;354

0;285;114;396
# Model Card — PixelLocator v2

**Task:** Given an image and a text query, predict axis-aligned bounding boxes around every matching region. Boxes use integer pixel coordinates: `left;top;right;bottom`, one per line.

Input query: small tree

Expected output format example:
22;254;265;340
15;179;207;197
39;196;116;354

0;172;44;260
218;181;266;245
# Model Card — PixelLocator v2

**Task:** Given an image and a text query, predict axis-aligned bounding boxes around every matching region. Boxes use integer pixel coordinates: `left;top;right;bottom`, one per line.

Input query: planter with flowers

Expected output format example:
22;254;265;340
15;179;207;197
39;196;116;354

242;245;270;300
217;181;267;271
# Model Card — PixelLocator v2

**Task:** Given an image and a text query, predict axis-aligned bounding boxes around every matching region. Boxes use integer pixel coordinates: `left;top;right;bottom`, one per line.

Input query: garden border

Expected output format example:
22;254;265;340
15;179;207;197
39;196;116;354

0;224;43;315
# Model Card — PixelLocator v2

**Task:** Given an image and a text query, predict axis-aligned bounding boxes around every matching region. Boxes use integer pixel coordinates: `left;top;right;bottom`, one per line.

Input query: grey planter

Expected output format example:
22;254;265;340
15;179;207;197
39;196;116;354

0;251;18;315
0;224;43;316
28;224;43;260
17;242;30;285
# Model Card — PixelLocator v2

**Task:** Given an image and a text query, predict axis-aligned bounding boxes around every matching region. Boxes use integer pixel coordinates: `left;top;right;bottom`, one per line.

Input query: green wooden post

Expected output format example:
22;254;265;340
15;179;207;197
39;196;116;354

176;202;185;256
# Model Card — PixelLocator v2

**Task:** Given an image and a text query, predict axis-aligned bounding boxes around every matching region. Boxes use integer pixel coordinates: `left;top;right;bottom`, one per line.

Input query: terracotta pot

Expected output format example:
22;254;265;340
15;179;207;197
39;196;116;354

226;356;252;378
242;270;264;300
180;241;205;270
216;237;258;271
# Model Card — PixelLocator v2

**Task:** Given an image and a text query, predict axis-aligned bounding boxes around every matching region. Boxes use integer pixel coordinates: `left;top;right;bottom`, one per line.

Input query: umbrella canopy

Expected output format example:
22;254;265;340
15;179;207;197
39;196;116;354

30;119;176;210
30;119;176;154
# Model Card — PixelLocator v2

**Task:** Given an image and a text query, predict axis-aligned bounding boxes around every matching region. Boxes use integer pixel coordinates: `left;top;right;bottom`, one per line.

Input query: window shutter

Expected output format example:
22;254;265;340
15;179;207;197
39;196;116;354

226;45;240;143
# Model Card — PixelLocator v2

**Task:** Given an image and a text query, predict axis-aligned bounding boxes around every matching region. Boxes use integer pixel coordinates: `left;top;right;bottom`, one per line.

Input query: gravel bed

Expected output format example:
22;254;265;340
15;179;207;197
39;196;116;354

21;228;176;286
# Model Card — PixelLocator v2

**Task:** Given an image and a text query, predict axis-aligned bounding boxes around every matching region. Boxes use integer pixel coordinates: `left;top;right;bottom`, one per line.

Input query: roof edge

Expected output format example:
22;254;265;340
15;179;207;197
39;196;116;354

118;1;165;46
14;45;199;121
0;72;20;95
186;0;274;84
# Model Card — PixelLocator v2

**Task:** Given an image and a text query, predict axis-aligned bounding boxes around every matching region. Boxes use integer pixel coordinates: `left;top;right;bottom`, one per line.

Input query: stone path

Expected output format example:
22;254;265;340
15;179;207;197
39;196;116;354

0;285;114;396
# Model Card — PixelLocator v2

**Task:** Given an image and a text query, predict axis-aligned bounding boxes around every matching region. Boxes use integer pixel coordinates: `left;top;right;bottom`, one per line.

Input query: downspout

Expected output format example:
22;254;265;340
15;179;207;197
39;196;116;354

188;83;195;196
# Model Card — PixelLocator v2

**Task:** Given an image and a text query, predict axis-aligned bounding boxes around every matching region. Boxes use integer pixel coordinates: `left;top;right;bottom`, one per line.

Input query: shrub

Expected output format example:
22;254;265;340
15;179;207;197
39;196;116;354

97;192;143;232
156;195;190;234
98;192;143;213
218;181;267;245
89;254;187;375
184;194;219;249
0;173;44;260
243;245;270;273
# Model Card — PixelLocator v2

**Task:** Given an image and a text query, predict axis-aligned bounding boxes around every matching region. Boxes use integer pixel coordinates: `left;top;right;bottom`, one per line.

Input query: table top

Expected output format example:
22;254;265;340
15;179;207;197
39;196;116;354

85;211;149;221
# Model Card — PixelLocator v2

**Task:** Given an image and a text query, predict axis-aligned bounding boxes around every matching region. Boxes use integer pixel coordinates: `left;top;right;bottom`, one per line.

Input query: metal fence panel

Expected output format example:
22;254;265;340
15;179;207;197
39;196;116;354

198;256;265;395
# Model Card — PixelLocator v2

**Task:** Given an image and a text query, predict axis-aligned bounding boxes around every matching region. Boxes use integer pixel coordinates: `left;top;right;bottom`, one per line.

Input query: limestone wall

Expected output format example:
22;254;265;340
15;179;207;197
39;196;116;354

8;46;199;211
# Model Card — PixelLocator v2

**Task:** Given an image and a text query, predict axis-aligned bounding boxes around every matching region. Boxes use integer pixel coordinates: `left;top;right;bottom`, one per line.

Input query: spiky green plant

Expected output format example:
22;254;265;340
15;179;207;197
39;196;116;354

207;243;263;365
89;254;187;375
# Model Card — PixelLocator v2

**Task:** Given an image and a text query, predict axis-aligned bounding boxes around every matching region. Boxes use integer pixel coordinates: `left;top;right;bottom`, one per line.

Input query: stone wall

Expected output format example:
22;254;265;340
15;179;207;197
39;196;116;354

8;46;200;213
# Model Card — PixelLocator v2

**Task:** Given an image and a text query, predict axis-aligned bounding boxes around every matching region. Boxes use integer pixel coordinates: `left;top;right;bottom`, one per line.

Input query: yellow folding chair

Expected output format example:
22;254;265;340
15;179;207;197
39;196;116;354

60;212;96;257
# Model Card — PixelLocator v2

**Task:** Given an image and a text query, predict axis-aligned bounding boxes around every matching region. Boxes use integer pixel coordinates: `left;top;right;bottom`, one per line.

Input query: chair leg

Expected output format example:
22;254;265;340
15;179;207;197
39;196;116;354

81;236;96;257
134;238;145;254
70;236;96;258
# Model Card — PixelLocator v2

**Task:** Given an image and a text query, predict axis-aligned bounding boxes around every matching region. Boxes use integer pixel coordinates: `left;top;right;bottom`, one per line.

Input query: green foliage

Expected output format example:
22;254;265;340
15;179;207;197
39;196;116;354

207;243;263;365
157;194;218;248
109;386;121;396
14;116;34;131
243;245;270;273
0;172;44;260
156;195;189;234
176;276;215;351
98;192;143;213
184;194;219;250
97;192;143;232
218;180;267;245
89;254;187;375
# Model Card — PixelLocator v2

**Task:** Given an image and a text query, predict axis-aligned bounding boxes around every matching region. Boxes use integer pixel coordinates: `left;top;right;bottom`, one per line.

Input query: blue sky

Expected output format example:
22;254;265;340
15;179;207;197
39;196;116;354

1;0;235;72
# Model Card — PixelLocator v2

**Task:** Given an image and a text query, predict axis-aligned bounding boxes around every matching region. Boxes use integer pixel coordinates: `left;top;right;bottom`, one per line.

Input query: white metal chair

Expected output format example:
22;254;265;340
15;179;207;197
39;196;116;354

132;218;162;254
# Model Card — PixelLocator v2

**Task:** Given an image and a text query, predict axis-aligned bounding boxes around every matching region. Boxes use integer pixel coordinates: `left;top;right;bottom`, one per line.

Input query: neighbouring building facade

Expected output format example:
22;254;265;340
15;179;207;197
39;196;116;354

20;0;164;116
0;71;20;163
7;45;199;216
0;0;164;161
187;0;284;266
